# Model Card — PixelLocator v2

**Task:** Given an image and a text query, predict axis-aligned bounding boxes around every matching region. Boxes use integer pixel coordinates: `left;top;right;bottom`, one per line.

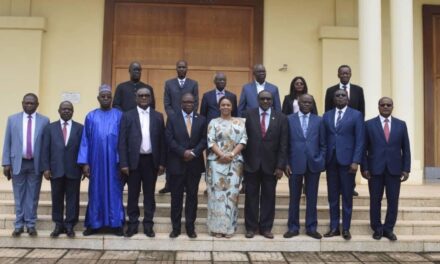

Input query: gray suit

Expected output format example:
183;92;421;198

164;78;199;116
2;112;49;229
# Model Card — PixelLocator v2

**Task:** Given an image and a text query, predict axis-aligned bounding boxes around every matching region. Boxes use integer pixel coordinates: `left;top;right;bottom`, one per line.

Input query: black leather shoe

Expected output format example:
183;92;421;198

260;231;274;239
372;230;382;240
66;228;75;238
245;230;255;239
169;230;180;238
11;228;24;237
125;226;138;237
83;227;97;236
283;230;299;238
342;230;352;240
323;229;340;237
144;227;155;237
353;190;359;196
50;225;64;237
158;186;170;194
306;231;322;239
187;230;197;238
383;231;397;241
27;227;37;237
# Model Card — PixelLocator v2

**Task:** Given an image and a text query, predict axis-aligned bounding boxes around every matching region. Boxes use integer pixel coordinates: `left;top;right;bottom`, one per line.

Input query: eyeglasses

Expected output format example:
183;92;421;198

379;103;393;107
335;94;347;97
137;94;151;98
259;97;272;101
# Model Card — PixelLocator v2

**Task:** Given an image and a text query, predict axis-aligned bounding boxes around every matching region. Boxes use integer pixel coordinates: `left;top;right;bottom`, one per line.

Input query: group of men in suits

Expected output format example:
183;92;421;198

2;62;410;242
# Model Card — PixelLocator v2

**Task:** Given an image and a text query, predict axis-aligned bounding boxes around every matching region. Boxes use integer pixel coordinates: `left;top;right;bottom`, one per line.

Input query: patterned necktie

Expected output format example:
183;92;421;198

62;122;68;145
342;85;349;99
261;112;267;138
384;118;390;142
179;79;184;88
186;114;192;137
302;115;308;137
336;110;343;127
26;115;32;159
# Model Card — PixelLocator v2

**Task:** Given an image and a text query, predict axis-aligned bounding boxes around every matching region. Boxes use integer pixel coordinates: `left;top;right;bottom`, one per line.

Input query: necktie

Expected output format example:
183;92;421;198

217;91;224;103
62;122;68;145
26;115;32;159
186;114;192;137
302;115;308;137
336;110;343;127
342;85;347;90
179;80;184;88
384;118;390;142
261;112;267;138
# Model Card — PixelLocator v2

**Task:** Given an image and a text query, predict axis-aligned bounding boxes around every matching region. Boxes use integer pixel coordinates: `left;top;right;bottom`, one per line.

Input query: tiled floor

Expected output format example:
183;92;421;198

0;249;439;263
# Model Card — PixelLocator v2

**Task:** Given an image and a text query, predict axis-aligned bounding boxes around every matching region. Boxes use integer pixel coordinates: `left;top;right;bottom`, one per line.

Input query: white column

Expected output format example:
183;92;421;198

358;0;382;120
390;0;421;184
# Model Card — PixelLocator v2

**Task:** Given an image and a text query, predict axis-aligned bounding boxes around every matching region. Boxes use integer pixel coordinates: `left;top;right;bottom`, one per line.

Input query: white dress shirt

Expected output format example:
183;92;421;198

334;105;348;127
138;106;152;154
339;82;351;99
178;77;186;88
259;107;271;131
292;99;299;113
255;81;266;94
22;112;36;158
379;115;392;133
60;119;72;146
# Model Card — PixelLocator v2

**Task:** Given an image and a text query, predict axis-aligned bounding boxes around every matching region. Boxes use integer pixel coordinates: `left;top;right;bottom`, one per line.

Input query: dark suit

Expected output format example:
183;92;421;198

286;113;326;232
323;107;364;231
113;81;155;111
119;107;166;229
362;116;410;233
165;112;207;233
281;95;318;116
243;108;288;232
164;78;199;117
41;120;83;229
238;82;281;117
200;89;237;125
324;84;365;117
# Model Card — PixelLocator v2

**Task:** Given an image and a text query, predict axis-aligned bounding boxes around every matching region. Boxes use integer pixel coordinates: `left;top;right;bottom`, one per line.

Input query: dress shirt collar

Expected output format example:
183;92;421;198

255;81;266;87
298;111;310;118
23;112;36;119
379;115;392;124
339;83;351;89
137;106;150;115
182;110;194;119
177;77;186;83
60;119;72;126
216;88;226;95
335;105;348;114
259;107;271;116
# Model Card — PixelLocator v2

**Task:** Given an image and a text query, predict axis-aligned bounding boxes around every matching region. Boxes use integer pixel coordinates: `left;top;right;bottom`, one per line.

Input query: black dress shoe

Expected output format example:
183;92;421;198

66;228;75;238
342;230;352;240
27;227;37;237
125;226;138;237
283;230;299;238
83;227;97;236
169;230;180;238
353;190;359;196
323;229;340;237
187;230;197;238
383;231;397;241
144;227;155;237
11;228;24;237
158;186;170;194
50;226;64;238
260;231;274;239
306;231;322;239
372;230;383;240
245;230;255;239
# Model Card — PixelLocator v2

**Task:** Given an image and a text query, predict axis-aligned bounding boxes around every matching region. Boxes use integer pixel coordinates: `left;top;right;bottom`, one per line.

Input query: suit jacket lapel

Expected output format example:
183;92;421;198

34;114;42;141
265;110;276;137
294;114;305;139
17;114;23;146
134;110;142;136
178;113;191;139
374;116;387;144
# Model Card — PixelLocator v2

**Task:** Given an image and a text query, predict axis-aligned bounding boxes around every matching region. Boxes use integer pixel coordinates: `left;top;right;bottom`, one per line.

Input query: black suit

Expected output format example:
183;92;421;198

113;81;155;111
41;120;83;229
200;89;237;125
243;108;288;232
165;112;207;233
119;107;166;229
324;84;365;117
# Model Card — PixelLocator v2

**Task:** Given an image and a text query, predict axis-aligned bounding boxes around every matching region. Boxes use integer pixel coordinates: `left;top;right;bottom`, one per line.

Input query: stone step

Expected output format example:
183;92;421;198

1;214;439;236
1;200;439;221
2;190;440;207
0;229;439;252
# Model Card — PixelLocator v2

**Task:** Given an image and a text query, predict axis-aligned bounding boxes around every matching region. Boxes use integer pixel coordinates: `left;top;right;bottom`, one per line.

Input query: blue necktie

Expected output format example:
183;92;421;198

336;110;343;127
302;115;308;137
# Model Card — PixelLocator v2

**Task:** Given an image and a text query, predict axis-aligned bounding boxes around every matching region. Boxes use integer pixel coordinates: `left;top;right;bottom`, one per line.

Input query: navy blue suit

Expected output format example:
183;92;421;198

238;82;281;117
323;107;364;231
362;116;410;233
166;112;207;233
287;113;326;232
200;89;237;125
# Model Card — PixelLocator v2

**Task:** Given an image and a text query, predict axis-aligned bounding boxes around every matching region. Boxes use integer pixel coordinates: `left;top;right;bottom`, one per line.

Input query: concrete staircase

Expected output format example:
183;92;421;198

1;177;440;252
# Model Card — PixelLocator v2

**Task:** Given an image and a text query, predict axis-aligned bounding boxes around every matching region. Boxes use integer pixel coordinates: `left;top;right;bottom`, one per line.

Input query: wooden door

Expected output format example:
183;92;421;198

423;5;440;167
102;0;263;114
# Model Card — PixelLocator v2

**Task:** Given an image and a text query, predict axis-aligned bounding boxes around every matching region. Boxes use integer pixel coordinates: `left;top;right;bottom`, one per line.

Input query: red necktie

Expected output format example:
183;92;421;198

26;115;32;159
384;118;390;142
261;112;266;138
62;122;68;145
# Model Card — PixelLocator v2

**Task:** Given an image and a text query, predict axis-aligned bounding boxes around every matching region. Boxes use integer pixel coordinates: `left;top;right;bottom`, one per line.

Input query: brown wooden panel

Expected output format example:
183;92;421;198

147;69;176;114
436;16;440;75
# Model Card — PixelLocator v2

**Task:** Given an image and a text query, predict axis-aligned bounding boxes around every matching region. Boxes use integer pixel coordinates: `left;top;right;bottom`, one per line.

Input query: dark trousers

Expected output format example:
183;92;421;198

244;167;277;232
368;169;401;233
287;169;320;232
170;170;202;232
326;154;355;231
50;177;81;229
127;154;158;229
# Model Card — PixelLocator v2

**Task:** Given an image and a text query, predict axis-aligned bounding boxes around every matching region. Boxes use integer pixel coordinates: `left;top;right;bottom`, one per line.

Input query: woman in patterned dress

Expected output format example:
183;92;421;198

206;96;247;238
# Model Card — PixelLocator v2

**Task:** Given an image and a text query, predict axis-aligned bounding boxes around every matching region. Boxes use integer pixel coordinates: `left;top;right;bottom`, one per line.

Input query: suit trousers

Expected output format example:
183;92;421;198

244;167;278;232
50;177;81;229
12;159;42;229
287;169;320;232
170;170;202;232
326;153;355;231
368;169;401;233
127;154;158;229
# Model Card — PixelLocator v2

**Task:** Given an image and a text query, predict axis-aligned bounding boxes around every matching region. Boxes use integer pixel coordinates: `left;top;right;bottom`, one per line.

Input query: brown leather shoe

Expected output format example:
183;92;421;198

260;231;274;239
